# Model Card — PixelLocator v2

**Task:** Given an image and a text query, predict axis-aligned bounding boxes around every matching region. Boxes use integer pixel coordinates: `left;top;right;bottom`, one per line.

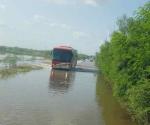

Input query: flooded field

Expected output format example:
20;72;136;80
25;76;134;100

0;66;137;125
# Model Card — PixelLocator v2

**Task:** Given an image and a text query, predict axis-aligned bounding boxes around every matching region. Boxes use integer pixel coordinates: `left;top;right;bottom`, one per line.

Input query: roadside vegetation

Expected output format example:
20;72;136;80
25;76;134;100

96;2;150;125
77;54;94;60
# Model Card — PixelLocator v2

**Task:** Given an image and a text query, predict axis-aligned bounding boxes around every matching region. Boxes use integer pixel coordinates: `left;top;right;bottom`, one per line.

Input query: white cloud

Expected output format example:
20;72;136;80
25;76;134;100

60;24;71;30
49;22;58;27
0;4;6;10
46;0;99;6
72;31;88;39
49;22;71;30
46;0;68;5
33;14;42;20
24;14;89;41
82;0;98;6
24;14;72;31
33;14;49;22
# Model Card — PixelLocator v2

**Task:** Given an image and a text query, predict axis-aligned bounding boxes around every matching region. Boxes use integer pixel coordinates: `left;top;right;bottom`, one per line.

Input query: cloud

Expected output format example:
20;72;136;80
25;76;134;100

24;14;89;41
46;0;100;6
24;14;72;31
48;22;72;30
61;24;71;30
49;22;57;27
33;14;50;22
72;31;88;39
46;0;68;5
0;4;6;10
33;14;43;20
82;0;98;6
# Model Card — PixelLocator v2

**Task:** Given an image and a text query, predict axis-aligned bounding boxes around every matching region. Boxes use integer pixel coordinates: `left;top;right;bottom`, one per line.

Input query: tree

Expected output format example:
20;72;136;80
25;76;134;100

96;2;150;124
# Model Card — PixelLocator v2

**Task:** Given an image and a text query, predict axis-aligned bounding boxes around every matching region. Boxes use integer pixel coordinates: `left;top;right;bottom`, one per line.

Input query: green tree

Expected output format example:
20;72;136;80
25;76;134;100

96;2;150;124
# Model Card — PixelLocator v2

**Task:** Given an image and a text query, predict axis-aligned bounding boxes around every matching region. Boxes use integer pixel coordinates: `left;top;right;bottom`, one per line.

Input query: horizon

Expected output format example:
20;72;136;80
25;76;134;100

0;45;94;56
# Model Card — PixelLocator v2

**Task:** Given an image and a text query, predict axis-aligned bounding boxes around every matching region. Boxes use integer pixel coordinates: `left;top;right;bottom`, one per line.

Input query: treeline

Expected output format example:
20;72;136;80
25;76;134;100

78;53;94;60
96;2;150;125
0;46;90;60
0;46;51;58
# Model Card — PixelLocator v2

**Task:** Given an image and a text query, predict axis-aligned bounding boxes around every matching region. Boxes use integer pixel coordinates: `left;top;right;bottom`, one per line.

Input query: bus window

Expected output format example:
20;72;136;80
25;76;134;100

53;49;73;62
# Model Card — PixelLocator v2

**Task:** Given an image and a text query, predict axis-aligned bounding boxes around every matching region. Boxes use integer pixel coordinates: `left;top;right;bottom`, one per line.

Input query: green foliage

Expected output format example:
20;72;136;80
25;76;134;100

128;80;150;125
77;53;92;60
96;2;150;124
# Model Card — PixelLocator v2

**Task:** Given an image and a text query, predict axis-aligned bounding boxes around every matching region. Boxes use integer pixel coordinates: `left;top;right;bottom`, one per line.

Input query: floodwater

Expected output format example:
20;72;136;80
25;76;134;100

0;66;137;125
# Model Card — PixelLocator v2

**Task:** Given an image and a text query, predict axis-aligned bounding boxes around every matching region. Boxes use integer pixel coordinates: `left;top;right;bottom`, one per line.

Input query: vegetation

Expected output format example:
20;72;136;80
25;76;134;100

3;55;19;68
0;46;90;60
78;53;95;60
96;2;150;125
0;65;43;79
0;46;51;59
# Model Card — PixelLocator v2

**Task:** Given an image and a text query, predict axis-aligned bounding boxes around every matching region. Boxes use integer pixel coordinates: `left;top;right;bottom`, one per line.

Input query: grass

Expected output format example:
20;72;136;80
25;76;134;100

0;65;43;79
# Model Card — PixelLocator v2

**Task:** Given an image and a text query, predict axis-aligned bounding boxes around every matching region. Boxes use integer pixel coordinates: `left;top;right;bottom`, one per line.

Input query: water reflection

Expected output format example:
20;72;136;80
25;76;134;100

49;69;75;93
96;75;137;125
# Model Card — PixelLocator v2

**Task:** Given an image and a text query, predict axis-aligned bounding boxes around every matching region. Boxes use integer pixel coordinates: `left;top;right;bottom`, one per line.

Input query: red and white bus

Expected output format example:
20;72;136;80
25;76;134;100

51;46;77;70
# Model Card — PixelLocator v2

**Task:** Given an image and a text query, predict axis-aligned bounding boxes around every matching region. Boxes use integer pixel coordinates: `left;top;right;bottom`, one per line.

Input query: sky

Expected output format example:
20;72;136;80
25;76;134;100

0;0;149;55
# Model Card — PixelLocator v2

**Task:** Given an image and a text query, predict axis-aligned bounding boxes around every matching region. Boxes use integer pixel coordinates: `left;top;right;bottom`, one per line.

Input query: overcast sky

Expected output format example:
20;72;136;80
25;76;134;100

0;0;148;55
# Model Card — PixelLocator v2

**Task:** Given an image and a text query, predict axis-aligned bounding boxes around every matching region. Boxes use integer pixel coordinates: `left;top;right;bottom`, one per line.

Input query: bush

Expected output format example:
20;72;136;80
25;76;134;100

96;2;150;124
128;80;150;125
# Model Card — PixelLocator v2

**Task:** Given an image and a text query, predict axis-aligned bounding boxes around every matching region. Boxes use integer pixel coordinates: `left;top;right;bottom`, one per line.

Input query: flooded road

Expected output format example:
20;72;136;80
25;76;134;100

0;65;137;125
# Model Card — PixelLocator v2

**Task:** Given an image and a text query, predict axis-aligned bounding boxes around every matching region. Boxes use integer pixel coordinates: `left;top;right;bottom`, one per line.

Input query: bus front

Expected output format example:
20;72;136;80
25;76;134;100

51;48;73;70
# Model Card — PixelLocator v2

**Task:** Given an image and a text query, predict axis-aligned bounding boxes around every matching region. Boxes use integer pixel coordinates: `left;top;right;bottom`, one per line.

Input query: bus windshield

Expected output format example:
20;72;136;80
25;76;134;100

53;49;73;62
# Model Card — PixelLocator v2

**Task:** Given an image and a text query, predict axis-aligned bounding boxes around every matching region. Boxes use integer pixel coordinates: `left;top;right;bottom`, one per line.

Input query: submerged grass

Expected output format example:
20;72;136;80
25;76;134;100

0;65;43;79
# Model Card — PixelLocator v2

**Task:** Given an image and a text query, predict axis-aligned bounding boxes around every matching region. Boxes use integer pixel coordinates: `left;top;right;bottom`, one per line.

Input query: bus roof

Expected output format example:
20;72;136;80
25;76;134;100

53;46;74;51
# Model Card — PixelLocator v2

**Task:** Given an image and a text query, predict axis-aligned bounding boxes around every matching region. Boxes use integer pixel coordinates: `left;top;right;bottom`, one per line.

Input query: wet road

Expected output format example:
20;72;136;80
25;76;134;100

0;62;137;125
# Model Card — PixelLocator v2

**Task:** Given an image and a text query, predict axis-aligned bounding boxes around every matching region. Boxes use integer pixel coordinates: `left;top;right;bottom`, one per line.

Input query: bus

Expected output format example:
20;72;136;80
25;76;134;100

51;46;77;70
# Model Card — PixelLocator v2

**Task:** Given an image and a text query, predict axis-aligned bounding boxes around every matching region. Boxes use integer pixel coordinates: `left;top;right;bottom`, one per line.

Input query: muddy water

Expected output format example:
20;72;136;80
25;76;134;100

0;68;137;125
